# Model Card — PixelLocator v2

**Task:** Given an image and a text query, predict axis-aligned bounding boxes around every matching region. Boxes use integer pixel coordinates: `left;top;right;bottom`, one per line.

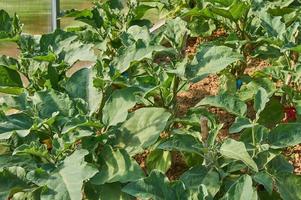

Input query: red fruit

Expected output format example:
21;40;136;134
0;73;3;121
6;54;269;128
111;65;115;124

283;106;297;122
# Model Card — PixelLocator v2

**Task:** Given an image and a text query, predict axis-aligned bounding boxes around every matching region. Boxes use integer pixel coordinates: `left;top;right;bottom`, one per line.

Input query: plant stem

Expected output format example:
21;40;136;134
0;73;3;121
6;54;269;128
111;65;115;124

251;125;256;157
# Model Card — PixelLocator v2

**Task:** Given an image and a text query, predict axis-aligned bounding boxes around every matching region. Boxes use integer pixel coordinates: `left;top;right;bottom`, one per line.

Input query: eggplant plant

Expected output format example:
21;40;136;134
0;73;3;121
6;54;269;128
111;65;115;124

1;0;301;199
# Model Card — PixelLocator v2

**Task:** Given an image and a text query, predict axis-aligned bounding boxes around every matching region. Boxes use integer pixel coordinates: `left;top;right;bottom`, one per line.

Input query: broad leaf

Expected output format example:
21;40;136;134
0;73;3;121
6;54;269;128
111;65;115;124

27;149;98;200
220;139;258;172
221;175;254;200
254;87;269;117
85;182;133;200
157;134;203;155
229;117;254;134
91;145;144;185
161;17;188;50
276;173;301;200
0;66;22;88
260;12;286;40
180;166;221;198
146;149;171;173
268;123;301;149
253;171;273;195
116;107;171;155
64;8;103;28
113;39;168;73
196;93;247;116
32;90;75;118
0;10;21;39
186;45;243;82
102;87;137;127
0;167;28;200
258;98;284;128
66;68;102;114
122;170;186;200
0;113;33;140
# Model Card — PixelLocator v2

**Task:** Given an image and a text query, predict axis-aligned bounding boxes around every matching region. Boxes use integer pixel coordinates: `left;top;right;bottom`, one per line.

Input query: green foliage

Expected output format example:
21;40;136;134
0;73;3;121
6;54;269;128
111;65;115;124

1;0;301;199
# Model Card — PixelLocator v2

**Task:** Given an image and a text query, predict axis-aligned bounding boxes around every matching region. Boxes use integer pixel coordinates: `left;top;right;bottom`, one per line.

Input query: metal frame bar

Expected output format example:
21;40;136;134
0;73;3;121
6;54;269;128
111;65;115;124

51;0;60;31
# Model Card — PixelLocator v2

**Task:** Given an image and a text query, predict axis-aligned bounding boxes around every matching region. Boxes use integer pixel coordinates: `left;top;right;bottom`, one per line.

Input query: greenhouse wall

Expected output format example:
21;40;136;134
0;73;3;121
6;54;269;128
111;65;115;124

0;0;92;34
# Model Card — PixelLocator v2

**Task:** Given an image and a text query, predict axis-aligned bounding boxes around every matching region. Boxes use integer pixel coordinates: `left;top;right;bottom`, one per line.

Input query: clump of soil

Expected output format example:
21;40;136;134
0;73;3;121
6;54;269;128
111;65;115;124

166;152;189;181
286;145;301;175
244;56;270;76
177;75;220;115
134;150;150;174
185;37;202;56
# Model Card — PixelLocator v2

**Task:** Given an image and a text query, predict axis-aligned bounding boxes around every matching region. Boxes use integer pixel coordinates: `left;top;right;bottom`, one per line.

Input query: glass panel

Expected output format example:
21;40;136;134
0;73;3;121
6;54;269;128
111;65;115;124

0;0;93;56
0;0;52;34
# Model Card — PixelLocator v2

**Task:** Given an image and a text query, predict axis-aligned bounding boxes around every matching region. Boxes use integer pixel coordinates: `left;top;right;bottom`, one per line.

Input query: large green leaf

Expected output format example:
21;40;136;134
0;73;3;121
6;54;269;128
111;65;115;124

85;182;134;200
0;113;33;140
102;87;137;127
220;139;258;172
122;170;186;200
254;87;269;117
32;90;75;118
146;149;171;173
11;187;43;200
157;134;204;155
267;155;294;175
0;66;22;88
268;123;301;149
113;39;168;73
91;145;144;185
0;63;23;95
238;77;276;101
13;142;51;162
209;0;250;21
116;107;171;155
259;12;286;40
258;98;284;128
253;171;273;195
221;175;255;200
39;30;96;65
0;154;37;171
180;166;221;198
196;93;247;116
276;173;301;200
0;167;28;200
65;68;102;114
27;149;98;200
229;117;254;134
160;17;188;50
63;41;96;65
186;45;243;82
